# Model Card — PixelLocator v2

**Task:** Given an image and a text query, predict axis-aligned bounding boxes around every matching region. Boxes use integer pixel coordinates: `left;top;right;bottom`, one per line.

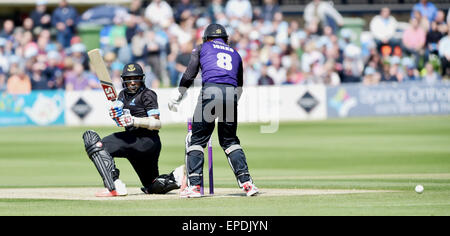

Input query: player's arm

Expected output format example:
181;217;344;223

237;57;243;101
168;44;202;112
178;44;202;95
134;90;161;130
112;110;161;130
132;115;161;130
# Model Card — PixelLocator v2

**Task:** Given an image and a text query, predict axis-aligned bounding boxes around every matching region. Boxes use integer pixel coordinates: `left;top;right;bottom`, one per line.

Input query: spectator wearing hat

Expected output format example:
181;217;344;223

52;0;79;48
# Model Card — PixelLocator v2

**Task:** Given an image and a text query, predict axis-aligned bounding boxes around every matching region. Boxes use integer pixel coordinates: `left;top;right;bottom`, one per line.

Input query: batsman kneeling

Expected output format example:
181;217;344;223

83;63;185;197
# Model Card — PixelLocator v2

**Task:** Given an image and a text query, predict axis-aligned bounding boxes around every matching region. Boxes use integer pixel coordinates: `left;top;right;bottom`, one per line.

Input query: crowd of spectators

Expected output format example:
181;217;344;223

0;0;449;95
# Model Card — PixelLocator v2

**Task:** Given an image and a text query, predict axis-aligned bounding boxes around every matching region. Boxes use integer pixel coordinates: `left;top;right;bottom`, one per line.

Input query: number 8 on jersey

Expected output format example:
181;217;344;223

217;52;233;71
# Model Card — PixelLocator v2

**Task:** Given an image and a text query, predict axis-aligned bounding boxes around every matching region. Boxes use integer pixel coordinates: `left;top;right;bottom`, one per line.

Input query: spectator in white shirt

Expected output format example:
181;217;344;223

225;0;252;21
267;53;287;85
144;0;173;28
370;7;400;55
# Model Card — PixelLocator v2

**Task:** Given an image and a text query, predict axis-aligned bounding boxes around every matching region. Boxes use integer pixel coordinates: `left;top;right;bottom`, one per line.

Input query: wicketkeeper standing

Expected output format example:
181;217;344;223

83;63;184;197
168;24;259;198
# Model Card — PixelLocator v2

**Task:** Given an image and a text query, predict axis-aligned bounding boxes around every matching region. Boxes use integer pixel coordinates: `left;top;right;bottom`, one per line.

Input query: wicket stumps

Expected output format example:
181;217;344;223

187;118;214;195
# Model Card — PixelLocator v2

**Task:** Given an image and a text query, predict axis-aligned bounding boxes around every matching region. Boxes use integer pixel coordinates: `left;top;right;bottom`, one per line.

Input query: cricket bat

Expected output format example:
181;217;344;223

88;48;117;101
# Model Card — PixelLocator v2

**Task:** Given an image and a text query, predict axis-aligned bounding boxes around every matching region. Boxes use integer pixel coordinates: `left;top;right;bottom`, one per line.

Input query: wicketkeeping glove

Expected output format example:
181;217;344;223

168;90;185;112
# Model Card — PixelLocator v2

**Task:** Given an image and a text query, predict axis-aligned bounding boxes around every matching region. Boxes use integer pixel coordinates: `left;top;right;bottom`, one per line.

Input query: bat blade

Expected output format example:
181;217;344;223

88;48;117;101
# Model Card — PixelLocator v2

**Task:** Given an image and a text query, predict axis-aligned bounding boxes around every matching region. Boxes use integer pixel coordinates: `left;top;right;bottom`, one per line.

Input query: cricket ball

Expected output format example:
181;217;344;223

415;185;424;194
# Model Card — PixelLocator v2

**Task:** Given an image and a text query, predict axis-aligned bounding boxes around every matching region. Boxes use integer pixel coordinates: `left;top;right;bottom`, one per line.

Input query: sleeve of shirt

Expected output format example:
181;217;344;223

178;44;202;95
141;89;160;117
237;57;243;87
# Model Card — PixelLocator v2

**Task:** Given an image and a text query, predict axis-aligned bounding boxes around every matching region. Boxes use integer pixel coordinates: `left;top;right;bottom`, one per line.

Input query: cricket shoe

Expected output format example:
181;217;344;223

242;181;259;197
180;185;202;198
95;179;128;197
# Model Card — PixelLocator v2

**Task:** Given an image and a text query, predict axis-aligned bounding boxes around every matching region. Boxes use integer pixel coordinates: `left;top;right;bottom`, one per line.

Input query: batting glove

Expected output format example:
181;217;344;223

109;100;124;119
113;109;134;127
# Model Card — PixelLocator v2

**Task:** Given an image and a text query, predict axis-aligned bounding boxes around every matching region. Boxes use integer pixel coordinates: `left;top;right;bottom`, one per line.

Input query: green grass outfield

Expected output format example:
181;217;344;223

0;116;449;216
